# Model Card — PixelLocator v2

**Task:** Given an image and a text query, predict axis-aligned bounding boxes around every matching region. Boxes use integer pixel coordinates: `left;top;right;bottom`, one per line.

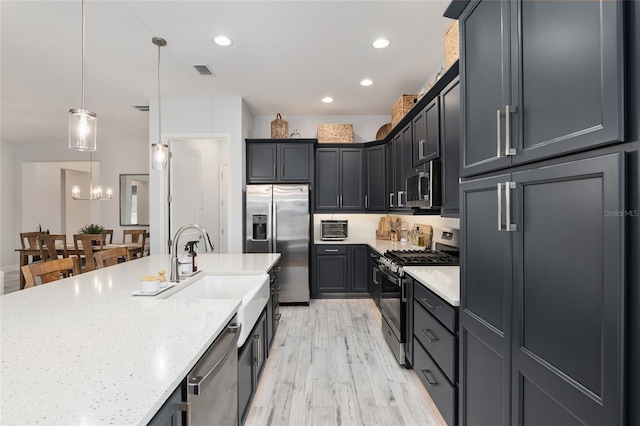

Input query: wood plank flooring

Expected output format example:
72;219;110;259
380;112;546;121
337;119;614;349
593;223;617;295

245;299;447;426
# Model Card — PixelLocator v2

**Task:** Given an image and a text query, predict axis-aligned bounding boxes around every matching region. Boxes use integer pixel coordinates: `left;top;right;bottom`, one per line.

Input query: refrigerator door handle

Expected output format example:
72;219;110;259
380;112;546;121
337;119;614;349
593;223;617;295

272;200;277;253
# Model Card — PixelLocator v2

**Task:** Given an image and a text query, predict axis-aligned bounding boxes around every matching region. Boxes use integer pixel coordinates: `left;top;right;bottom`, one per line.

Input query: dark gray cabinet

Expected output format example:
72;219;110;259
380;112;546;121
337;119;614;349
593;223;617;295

349;245;368;293
238;309;268;425
459;0;625;177
459;153;626;426
440;75;460;216
386;142;394;210
392;124;412;210
315;147;364;211
313;244;369;296
148;384;183;426
246;140;313;183
412;98;440;167
364;144;386;211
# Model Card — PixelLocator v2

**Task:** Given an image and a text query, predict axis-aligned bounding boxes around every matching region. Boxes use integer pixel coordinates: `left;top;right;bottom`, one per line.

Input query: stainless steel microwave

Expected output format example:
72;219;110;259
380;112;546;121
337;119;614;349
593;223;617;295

406;160;442;209
321;220;348;240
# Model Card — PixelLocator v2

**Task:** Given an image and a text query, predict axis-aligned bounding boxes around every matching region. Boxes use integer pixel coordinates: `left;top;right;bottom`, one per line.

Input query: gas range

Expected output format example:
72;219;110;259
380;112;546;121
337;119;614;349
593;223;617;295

380;227;459;277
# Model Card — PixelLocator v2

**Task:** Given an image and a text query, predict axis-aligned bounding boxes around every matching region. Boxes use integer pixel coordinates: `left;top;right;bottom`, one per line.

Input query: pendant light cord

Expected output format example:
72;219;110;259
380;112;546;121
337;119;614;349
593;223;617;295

157;43;162;140
81;0;86;109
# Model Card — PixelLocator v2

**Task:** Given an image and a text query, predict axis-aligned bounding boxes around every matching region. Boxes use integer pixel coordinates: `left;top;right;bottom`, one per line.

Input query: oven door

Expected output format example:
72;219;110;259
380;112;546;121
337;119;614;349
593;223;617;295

379;265;405;343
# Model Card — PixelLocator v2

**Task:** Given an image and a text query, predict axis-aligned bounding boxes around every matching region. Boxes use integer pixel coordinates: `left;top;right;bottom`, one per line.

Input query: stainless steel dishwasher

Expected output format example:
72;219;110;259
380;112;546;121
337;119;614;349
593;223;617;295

182;318;240;426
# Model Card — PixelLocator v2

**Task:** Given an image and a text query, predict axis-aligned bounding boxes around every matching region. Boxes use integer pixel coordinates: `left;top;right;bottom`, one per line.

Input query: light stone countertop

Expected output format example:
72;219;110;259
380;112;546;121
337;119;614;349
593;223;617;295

314;238;460;306
0;253;280;426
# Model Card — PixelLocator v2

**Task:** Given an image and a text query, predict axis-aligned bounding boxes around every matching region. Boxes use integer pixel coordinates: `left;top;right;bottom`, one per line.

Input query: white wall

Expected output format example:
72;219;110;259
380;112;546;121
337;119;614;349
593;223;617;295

149;96;246;255
1;137;148;268
252;115;390;142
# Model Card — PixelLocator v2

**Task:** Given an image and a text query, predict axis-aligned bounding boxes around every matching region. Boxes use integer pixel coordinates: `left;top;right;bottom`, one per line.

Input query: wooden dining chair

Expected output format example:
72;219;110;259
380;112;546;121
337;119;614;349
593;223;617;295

39;234;70;261
73;233;104;272
123;229;147;258
21;258;80;288
20;231;45;263
102;229;114;245
95;247;132;269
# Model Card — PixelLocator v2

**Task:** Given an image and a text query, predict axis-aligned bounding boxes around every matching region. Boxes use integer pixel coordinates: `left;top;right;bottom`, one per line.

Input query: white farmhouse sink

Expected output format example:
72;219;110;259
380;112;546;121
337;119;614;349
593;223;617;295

166;274;269;347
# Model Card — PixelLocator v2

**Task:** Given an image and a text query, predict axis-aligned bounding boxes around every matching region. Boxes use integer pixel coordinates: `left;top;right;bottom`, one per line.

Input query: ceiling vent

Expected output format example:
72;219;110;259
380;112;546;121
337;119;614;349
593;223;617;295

193;65;215;76
133;105;149;112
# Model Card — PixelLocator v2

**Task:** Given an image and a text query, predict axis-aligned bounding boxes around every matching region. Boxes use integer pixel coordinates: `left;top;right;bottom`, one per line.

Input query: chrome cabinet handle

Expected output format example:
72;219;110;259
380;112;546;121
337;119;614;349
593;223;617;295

389;193;394;208
496;109;502;157
273;164;276;177
398;191;404;207
419;139;425;160
505;105;516;156
422;329;437;342
365;195;369;208
324;249;339;252
340;195;343;207
179;402;192;426
498;182;517;232
281;163;284;177
421;370;438;386
420;297;436;310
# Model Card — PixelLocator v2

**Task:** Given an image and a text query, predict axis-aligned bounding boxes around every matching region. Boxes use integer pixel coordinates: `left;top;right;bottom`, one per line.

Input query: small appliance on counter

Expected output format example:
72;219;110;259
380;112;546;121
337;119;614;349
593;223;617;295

320;220;348;241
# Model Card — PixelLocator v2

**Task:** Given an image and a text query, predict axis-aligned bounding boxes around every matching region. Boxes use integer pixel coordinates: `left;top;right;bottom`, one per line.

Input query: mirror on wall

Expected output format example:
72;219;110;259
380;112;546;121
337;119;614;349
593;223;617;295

120;174;150;226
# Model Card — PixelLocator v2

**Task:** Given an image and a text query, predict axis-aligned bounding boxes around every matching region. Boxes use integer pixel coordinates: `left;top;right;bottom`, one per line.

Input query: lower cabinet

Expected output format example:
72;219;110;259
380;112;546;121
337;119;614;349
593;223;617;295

313;244;369;297
411;280;459;426
238;309;268;425
148;383;184;426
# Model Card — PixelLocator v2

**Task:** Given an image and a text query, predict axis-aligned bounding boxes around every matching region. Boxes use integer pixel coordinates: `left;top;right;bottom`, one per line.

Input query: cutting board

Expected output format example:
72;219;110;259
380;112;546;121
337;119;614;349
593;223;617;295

410;224;433;248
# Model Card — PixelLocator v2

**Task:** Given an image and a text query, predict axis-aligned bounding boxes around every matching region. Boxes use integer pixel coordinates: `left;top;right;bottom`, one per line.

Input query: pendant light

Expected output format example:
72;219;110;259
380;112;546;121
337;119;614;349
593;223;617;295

151;37;169;171
71;152;113;201
68;0;97;151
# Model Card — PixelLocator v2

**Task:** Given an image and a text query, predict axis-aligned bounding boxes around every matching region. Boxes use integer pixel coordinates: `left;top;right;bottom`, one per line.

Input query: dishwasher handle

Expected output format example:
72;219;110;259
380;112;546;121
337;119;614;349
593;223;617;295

187;323;240;396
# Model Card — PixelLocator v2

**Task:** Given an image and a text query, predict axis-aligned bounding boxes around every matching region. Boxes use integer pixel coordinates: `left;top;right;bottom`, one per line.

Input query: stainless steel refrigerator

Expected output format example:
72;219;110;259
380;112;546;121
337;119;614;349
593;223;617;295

245;184;310;304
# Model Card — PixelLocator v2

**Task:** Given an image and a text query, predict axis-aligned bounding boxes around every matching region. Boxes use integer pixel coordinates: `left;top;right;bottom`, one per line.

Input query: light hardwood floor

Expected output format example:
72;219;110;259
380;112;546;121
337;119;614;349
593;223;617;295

245;299;447;426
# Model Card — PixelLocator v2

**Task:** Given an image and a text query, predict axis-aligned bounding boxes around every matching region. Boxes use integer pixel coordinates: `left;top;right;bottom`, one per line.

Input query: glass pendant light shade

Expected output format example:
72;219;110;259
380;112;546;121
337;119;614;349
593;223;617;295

152;142;169;171
69;108;97;151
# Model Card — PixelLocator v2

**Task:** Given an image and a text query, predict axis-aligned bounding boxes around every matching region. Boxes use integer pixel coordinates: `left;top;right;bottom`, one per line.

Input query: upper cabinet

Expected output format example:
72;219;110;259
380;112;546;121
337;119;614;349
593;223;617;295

364;143;387;212
440;75;460;216
459;0;625;177
246;139;314;183
412;97;440;167
315;146;364;212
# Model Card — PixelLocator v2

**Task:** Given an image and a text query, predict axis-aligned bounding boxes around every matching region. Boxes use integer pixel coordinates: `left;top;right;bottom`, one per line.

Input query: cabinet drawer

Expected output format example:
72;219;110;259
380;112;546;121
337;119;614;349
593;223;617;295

413;337;456;426
414;300;456;383
316;245;347;255
414;283;456;333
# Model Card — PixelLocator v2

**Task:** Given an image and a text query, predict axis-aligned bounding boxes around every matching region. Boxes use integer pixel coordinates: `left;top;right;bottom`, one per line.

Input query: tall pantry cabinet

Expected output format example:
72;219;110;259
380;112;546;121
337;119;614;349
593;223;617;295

448;0;634;425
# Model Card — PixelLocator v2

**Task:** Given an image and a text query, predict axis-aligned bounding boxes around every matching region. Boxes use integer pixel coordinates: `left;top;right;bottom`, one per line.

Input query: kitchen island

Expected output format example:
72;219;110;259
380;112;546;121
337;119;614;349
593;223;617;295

0;253;279;425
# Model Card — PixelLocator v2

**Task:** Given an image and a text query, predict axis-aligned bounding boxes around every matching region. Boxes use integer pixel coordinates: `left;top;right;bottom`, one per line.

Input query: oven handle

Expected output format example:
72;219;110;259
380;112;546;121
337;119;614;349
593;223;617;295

379;265;402;287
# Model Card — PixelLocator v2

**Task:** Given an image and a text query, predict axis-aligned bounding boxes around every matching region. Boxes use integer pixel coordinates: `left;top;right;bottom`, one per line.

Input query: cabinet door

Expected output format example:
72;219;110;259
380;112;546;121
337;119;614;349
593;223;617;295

279;143;311;182
238;338;255;424
148;384;183;426
460;173;512;426
511;153;625;426
459;0;512;177
395;124;412;208
412;108;426;167
513;0;624;166
365;145;386;211
425;98;441;162
349;245;368;293
405;276;414;367
441;77;461;215
387;141;395;210
339;148;364;211
315;148;340;210
253;310;268;381
247;144;278;182
316;255;348;292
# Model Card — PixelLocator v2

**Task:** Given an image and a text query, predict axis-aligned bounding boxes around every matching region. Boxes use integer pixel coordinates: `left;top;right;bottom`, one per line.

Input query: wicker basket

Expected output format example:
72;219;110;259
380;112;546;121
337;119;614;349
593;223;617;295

317;124;353;143
445;21;459;69
391;95;417;128
270;113;288;139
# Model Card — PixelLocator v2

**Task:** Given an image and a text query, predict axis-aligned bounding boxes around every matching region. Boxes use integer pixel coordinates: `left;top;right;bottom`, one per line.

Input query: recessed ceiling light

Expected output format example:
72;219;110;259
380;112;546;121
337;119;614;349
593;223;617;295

213;35;232;47
322;97;334;103
360;79;373;87
372;38;390;49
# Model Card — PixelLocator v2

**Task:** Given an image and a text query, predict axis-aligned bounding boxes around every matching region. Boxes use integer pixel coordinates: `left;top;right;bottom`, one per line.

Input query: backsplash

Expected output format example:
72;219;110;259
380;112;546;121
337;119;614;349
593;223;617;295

314;213;459;241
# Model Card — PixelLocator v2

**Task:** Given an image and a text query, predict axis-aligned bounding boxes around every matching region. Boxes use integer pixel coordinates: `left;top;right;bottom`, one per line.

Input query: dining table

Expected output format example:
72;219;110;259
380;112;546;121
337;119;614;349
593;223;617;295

15;243;143;290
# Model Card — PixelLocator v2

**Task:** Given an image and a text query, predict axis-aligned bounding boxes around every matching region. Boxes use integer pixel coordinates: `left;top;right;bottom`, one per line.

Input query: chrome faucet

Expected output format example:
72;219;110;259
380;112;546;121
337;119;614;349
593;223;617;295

170;224;215;282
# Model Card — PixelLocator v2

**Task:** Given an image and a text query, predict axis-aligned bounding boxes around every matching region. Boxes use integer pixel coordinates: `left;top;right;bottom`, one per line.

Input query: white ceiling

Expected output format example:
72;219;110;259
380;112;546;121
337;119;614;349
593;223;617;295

1;0;453;146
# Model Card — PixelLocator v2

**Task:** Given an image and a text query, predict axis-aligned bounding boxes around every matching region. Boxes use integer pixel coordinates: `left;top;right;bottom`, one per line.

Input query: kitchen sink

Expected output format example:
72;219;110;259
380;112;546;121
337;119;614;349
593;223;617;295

165;274;269;347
